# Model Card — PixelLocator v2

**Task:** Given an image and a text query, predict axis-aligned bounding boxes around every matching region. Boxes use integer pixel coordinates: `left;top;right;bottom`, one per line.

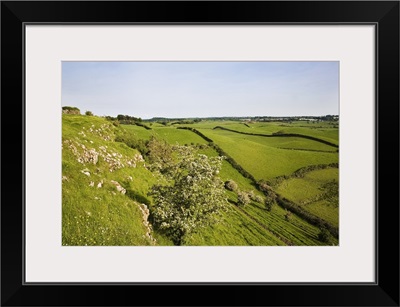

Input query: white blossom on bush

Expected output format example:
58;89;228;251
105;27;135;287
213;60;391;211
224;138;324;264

149;146;228;245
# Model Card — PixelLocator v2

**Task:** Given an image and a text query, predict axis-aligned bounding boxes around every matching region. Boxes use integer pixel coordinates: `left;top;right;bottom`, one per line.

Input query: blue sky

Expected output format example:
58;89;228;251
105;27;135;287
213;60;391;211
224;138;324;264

62;61;339;119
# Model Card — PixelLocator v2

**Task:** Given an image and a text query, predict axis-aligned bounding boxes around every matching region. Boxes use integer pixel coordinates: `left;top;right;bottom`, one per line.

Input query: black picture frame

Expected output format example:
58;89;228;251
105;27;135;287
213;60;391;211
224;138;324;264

1;1;399;306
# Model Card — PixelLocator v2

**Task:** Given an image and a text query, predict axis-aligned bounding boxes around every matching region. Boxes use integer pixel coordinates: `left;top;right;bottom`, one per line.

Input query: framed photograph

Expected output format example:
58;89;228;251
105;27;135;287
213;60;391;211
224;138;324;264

2;1;399;306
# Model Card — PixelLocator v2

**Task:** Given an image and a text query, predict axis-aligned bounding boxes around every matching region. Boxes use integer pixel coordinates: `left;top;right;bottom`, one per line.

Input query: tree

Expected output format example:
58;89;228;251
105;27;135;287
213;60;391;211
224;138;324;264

254;195;264;203
318;227;331;243
149;146;228;245
284;209;292;221
146;136;173;165
237;191;251;206
224;180;238;192
264;194;276;212
62;106;80;114
85;110;94;116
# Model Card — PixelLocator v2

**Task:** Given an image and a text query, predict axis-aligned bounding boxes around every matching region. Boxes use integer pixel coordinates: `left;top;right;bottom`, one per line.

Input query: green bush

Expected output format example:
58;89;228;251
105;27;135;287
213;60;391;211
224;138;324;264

115;131;148;155
265;195;276;212
62;106;80;114
224;180;238;192
284;209;292;221
318;227;331;243
254;195;264;203
237;191;251;206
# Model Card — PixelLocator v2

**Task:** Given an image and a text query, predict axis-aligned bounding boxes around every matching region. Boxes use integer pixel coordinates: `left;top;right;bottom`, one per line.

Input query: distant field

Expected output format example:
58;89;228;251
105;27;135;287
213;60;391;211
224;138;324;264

184;120;339;145
209;128;337;152
123;122;339;180
274;167;339;227
197;128;338;180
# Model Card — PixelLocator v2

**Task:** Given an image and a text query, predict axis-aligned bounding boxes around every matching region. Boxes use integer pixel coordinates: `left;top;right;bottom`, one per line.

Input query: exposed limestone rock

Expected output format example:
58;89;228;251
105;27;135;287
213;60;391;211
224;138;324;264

134;154;144;162
89;181;94;187
110;180;126;194
81;168;90;176
85;123;114;141
137;203;156;245
126;153;144;168
77;148;99;165
64;139;99;165
63;125;143;172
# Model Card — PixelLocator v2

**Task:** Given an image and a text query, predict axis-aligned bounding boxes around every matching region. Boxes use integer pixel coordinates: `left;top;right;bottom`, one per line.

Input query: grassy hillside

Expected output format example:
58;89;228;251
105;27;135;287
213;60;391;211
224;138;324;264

62;115;168;246
63;115;338;246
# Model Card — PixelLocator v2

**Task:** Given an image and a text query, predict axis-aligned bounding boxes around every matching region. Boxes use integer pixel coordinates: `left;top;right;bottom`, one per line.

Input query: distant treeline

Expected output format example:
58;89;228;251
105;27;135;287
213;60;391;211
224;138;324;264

146;118;202;125
105;115;152;130
62;106;80;114
147;115;338;122
105;114;142;122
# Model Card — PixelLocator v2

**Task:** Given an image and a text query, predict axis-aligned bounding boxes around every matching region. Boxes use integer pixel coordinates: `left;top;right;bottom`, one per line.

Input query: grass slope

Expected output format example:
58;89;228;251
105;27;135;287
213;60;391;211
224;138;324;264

62;115;166;246
63;116;337;246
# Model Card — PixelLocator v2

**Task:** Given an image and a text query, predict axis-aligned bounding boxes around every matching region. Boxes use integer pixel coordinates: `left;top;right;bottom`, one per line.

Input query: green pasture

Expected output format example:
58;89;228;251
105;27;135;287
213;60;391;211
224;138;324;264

223;121;339;145
274;168;339;227
185;120;339;146
197;128;338;180
209;128;337;152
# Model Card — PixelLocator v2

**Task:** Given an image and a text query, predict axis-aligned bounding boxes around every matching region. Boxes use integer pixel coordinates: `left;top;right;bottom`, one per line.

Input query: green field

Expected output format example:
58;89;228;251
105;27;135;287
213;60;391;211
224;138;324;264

184;120;339;145
274;167;339;227
196;128;338;180
62;115;339;246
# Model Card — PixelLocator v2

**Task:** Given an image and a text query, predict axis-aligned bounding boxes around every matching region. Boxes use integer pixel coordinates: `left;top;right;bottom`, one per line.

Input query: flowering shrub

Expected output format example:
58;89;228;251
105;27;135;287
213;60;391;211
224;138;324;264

149;146;228;245
224;180;238;191
237;191;251;206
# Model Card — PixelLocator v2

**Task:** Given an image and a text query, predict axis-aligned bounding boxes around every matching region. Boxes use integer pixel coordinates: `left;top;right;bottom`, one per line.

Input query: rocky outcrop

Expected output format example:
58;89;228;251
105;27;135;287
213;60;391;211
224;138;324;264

64;139;144;173
80;168;91;176
110;180;126;194
137;203;156;245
